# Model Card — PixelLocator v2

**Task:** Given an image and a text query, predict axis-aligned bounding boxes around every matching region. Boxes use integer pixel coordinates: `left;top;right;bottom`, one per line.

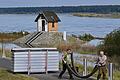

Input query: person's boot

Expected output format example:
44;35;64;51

69;76;74;80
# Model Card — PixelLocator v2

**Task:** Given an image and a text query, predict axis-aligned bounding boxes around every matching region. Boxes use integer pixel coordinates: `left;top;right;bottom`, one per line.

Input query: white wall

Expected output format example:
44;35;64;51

37;17;48;32
37;19;42;32
45;22;48;31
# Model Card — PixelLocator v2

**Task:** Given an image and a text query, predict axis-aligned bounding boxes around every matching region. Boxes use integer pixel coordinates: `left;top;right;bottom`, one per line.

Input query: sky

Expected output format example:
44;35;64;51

0;0;120;7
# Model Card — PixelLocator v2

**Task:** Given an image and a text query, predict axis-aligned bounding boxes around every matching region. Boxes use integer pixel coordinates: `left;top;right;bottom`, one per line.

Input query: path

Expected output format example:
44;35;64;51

0;57;11;70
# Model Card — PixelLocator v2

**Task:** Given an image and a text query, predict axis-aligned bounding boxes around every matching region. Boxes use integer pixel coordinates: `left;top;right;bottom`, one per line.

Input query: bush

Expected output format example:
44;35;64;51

98;29;120;56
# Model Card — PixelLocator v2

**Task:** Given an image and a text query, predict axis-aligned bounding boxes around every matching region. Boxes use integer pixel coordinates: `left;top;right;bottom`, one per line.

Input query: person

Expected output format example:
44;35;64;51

96;51;107;80
58;49;73;79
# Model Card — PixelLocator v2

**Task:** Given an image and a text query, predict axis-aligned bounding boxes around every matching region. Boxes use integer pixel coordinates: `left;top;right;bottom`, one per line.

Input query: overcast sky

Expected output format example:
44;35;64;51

0;0;120;7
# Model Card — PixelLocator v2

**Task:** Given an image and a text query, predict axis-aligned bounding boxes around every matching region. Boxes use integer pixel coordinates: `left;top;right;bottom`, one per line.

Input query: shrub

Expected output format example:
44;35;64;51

98;29;120;56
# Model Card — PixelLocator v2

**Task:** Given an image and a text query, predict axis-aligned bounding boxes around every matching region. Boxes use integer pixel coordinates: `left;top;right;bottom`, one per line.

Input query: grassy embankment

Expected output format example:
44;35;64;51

73;13;120;18
0;68;37;80
0;32;97;58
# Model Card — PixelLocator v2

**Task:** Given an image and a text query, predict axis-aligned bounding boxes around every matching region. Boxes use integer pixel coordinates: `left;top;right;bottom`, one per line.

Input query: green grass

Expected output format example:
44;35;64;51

0;68;37;80
113;70;120;80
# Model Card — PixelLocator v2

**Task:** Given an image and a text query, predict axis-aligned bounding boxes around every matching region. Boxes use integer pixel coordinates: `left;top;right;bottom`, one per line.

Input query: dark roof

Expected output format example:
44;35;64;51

35;11;61;22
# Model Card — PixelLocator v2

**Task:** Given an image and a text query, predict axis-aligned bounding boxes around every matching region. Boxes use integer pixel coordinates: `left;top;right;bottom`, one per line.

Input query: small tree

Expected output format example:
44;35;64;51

99;29;120;56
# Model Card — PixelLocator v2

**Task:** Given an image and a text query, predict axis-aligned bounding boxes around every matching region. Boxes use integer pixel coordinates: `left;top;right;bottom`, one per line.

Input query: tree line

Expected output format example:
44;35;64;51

0;5;120;14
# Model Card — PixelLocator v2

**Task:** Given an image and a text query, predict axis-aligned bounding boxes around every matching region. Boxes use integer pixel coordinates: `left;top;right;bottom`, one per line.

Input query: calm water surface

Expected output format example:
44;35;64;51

0;13;120;48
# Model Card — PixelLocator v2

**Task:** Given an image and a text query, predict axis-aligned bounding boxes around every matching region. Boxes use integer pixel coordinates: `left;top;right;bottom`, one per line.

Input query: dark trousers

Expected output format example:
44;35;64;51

59;63;73;78
97;66;107;80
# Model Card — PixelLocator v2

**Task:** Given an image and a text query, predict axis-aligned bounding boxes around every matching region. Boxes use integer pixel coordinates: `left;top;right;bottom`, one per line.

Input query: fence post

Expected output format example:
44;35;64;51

83;58;87;76
45;50;48;74
108;63;113;80
63;31;67;41
27;50;31;75
2;43;6;58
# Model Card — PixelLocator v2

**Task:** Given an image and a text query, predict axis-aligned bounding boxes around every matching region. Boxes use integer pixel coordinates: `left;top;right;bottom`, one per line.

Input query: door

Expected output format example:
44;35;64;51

42;20;45;31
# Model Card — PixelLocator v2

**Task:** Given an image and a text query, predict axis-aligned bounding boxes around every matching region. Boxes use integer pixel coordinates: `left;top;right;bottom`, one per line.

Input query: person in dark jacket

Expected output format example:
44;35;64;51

58;49;73;79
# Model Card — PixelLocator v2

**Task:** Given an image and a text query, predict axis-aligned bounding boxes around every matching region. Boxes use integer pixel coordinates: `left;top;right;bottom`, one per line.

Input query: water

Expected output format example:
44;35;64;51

0;14;120;37
0;14;36;32
0;43;20;49
0;13;120;48
58;14;120;37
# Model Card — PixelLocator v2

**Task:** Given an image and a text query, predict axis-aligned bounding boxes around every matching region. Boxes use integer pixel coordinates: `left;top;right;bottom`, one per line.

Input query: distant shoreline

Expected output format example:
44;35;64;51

0;5;120;14
73;13;120;18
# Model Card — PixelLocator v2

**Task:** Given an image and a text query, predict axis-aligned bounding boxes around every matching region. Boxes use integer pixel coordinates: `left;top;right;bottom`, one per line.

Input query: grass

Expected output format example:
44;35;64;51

0;31;29;42
113;70;120;80
76;45;97;54
0;68;37;80
79;50;96;54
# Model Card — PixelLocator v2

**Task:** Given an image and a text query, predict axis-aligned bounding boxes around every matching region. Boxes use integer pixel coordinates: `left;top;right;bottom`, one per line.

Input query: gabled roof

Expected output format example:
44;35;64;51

35;11;61;22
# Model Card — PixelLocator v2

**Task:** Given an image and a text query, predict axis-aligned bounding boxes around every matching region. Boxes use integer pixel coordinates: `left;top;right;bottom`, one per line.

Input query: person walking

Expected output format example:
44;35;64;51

58;49;73;79
96;51;107;80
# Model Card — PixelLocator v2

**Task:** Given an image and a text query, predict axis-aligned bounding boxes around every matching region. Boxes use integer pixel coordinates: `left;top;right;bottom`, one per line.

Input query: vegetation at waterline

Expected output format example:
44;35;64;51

58;33;97;54
72;33;94;41
0;68;37;80
58;42;97;54
0;31;29;42
73;13;120;18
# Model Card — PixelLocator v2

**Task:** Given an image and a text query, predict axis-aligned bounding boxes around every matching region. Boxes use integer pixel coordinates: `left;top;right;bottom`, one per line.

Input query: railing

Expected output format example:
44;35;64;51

83;58;113;80
25;32;43;47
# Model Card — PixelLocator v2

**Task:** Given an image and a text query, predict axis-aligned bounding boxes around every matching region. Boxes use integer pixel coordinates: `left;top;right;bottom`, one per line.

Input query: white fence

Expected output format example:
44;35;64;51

11;48;59;74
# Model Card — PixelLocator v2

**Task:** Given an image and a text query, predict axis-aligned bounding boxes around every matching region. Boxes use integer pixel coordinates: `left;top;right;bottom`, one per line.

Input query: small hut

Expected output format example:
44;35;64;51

35;11;61;32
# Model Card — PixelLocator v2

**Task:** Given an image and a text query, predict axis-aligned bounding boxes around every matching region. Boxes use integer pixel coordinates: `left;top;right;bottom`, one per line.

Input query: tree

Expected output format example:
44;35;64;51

99;29;120;56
